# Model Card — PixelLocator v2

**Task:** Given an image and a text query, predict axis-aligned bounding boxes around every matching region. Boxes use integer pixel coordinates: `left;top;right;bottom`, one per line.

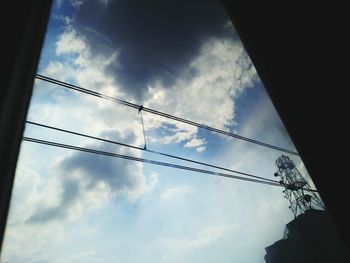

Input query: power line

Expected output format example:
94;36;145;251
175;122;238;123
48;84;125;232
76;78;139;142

35;74;299;156
22;136;318;193
35;74;138;109
25;120;279;184
22;136;284;187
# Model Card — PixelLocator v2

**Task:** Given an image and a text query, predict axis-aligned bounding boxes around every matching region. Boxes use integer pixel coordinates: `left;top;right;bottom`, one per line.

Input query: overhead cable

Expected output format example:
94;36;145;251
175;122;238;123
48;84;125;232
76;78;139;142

25;120;279;184
23;136;284;187
35;74;299;156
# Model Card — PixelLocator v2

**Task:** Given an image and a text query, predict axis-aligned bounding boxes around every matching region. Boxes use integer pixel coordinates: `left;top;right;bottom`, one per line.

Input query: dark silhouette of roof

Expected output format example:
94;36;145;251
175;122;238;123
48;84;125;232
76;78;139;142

265;210;350;263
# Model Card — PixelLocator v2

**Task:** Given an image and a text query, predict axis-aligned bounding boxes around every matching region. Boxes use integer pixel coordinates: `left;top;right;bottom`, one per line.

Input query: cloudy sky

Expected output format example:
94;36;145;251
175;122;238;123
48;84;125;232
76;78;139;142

1;0;317;262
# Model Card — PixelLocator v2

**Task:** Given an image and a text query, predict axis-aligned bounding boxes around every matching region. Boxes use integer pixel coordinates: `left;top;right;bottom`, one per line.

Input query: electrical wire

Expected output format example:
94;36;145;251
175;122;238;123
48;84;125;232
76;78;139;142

25;120;279;184
35;74;299;156
22;136;285;188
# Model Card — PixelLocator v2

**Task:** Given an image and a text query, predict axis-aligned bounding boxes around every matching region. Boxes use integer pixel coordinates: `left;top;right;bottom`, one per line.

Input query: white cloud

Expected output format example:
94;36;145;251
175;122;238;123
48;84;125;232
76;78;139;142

8;22;157;227
147;122;198;145
159;224;238;252
127;172;160;201
183;137;207;153
44;60;72;78
25;129;159;224
6;164;41;225
42;22;258;154
161;185;192;200
184;138;206;148
1;220;66;262
143;37;257;147
68;251;99;262
32;23;140;144
196;146;206;153
55;22;121;94
56;25;87;57
146;172;160;191
186;225;238;249
1;141;160;260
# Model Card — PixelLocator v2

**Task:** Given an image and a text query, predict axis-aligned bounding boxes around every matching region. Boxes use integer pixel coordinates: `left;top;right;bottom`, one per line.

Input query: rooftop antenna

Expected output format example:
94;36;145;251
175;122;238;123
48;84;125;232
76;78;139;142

274;155;325;218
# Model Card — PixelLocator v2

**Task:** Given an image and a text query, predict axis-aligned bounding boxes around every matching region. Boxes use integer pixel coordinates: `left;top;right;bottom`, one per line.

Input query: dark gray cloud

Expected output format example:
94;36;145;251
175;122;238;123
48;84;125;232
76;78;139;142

71;0;236;99
28;178;79;223
27;129;144;224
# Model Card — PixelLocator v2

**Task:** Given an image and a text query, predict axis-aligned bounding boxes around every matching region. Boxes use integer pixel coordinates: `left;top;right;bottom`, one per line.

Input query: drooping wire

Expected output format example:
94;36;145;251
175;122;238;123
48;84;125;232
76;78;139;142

35;74;299;156
25;120;279;184
22;136;318;193
22;136;284;187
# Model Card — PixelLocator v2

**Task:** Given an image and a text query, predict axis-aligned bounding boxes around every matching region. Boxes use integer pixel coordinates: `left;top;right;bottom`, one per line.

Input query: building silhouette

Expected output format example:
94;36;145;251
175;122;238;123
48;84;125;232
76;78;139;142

264;209;350;262
265;156;350;262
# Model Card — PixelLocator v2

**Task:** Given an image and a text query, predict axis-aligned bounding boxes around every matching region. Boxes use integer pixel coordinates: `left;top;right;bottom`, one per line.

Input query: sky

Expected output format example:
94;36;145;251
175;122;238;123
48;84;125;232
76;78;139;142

0;0;319;262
